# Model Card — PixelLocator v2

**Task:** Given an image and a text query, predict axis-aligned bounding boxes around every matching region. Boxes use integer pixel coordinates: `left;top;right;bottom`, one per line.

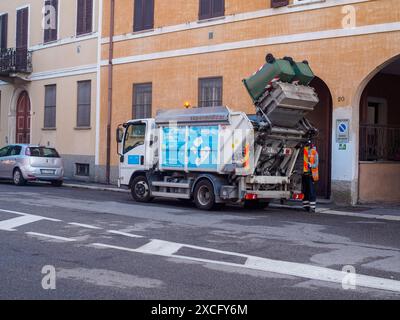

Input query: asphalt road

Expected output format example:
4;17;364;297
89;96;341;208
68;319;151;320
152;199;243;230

0;181;400;300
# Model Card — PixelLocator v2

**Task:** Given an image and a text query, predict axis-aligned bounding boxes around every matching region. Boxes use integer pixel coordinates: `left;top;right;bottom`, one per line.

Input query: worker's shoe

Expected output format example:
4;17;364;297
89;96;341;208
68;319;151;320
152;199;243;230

303;207;310;212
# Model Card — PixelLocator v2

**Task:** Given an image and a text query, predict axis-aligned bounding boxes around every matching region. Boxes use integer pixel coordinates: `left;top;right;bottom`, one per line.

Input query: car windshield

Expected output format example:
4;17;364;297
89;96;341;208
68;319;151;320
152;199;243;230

27;147;60;158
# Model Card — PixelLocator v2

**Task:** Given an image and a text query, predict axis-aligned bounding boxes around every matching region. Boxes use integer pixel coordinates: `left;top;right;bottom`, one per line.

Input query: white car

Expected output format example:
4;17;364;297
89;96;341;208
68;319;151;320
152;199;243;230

0;144;64;186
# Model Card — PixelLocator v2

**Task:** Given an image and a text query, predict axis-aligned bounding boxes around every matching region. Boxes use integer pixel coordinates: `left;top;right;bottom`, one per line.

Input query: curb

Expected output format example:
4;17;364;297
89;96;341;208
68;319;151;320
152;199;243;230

63;183;129;193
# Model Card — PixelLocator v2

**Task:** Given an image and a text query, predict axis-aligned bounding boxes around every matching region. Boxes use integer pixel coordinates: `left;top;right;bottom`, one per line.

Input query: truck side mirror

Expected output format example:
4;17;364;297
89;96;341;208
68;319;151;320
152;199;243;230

116;127;124;143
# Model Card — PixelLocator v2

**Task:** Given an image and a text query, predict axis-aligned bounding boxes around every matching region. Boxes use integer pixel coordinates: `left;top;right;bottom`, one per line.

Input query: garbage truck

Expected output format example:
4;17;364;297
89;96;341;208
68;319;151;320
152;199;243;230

116;53;320;210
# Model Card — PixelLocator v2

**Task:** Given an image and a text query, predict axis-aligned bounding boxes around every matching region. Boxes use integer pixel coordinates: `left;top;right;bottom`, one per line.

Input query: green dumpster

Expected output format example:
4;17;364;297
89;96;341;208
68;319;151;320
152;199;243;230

291;61;315;85
243;54;296;102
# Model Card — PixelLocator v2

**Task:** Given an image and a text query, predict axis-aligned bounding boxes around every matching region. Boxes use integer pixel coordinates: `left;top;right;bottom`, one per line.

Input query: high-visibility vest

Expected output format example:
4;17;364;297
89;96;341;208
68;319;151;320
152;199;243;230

304;146;319;182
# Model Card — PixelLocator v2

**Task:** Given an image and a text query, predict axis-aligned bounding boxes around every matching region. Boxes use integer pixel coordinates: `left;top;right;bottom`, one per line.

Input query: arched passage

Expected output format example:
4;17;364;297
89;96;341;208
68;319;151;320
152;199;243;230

358;56;400;203
308;77;333;199
15;91;31;144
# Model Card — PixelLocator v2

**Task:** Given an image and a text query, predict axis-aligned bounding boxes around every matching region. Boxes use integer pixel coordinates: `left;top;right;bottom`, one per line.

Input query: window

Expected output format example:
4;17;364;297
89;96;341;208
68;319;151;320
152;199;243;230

133;0;154;32
133;83;152;119
77;80;91;127
199;0;224;20
76;0;93;36
199;77;223;107
0;14;8;51
75;163;90;176
271;0;289;8
27;147;60;158
16;7;29;50
0;146;10;157
9;146;22;156
44;0;58;43
123;123;146;154
44;85;56;128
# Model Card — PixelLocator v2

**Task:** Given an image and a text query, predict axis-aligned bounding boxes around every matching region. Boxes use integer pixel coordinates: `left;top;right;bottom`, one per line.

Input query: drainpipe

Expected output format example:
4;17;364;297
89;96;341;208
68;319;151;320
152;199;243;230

106;0;115;184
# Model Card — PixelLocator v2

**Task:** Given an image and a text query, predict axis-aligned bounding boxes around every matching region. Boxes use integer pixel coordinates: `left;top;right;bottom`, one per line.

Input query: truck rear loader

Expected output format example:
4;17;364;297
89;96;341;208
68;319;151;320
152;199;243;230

116;54;320;210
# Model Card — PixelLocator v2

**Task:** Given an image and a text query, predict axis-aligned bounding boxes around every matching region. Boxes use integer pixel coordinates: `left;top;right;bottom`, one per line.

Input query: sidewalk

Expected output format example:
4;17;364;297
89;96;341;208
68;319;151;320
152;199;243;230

63;179;128;193
62;179;400;221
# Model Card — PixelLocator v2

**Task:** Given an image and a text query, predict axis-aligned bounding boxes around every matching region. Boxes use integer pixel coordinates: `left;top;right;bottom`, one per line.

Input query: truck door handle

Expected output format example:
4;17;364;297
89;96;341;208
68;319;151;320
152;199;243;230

140;156;144;165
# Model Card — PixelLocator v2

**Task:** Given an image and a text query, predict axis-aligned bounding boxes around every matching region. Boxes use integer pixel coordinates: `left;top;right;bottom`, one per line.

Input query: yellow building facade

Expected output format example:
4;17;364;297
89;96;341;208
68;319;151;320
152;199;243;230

0;0;100;181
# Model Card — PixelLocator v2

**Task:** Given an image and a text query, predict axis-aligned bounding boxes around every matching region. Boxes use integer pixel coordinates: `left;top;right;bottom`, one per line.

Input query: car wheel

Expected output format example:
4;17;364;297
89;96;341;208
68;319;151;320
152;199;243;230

51;180;63;187
131;176;153;202
193;179;222;211
13;169;26;186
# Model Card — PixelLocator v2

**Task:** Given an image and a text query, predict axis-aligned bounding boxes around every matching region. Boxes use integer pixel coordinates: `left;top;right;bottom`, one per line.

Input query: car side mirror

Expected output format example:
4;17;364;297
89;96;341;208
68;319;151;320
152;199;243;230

116;127;124;143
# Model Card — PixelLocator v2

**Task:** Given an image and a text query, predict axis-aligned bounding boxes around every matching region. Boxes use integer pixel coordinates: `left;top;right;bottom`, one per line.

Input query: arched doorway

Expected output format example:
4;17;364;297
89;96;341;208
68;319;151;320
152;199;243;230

308;77;333;199
16;91;31;144
358;56;400;203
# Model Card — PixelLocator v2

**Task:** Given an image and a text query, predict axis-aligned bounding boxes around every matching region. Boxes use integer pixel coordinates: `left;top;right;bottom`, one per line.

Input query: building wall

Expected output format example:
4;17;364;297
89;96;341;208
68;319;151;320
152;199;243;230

98;0;400;205
0;0;100;181
359;163;400;203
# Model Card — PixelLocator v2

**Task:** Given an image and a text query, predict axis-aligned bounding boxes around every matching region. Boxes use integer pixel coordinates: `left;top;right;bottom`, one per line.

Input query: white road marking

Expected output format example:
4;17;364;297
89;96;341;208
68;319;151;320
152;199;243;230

135;240;183;256
0;208;60;221
107;230;144;238
26;232;77;242
0;214;60;231
68;222;102;230
91;241;400;293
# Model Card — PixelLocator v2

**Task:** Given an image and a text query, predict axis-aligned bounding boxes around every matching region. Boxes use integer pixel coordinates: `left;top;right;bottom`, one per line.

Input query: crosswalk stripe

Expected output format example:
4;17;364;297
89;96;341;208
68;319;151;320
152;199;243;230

26;232;77;242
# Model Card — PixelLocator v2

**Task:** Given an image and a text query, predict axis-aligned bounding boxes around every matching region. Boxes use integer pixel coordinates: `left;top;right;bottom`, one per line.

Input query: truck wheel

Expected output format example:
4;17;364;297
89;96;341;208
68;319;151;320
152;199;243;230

13;169;26;186
244;200;270;210
194;180;220;211
131;176;153;203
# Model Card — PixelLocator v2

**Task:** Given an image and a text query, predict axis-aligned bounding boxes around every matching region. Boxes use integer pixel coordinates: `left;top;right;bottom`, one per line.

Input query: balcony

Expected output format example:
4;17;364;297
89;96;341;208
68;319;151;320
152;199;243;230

0;48;32;83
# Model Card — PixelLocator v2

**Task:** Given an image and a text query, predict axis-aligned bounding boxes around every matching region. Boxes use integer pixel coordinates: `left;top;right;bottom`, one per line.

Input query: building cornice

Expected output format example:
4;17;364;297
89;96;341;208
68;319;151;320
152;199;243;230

101;0;372;44
100;21;400;67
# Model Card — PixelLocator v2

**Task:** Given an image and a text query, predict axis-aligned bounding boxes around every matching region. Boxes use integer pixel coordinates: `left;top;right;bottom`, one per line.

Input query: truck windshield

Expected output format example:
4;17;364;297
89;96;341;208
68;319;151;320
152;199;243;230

124;123;146;154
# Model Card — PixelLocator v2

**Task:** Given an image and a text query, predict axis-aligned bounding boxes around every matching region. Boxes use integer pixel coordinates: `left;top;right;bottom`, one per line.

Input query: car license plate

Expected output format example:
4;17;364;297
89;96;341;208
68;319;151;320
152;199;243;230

41;169;55;175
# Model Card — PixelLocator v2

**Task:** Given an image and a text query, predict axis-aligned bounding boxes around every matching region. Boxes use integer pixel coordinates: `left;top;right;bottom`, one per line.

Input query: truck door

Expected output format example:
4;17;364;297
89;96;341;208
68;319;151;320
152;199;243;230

120;121;147;185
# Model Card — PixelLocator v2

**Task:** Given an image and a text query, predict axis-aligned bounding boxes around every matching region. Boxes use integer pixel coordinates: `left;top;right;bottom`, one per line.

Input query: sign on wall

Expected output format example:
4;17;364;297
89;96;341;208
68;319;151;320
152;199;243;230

336;119;350;144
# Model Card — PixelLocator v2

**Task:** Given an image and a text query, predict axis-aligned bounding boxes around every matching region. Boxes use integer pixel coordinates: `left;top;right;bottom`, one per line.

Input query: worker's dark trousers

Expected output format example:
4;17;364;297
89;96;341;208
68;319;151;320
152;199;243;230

302;175;317;211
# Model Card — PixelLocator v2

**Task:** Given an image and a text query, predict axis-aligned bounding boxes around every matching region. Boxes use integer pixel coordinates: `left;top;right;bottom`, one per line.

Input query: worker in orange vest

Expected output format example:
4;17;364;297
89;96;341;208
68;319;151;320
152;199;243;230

302;140;319;213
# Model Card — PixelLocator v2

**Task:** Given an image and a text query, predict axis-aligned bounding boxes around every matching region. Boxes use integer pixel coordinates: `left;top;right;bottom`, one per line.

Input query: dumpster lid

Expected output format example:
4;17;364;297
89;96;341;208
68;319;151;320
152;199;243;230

155;106;231;125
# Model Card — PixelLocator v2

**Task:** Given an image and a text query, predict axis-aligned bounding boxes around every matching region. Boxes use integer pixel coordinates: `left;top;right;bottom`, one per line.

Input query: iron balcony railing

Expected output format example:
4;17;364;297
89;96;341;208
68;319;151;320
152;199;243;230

0;48;32;75
359;124;400;161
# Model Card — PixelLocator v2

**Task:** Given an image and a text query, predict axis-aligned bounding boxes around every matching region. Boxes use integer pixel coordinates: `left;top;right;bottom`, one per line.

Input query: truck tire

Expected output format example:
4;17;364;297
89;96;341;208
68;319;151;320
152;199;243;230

244;200;270;210
131;176;153;203
13;169;26;186
193;179;221;211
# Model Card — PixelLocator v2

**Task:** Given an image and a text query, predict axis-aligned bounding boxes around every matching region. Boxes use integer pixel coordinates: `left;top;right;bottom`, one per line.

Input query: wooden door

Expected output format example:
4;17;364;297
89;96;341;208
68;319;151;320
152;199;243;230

16;91;30;144
308;78;332;199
